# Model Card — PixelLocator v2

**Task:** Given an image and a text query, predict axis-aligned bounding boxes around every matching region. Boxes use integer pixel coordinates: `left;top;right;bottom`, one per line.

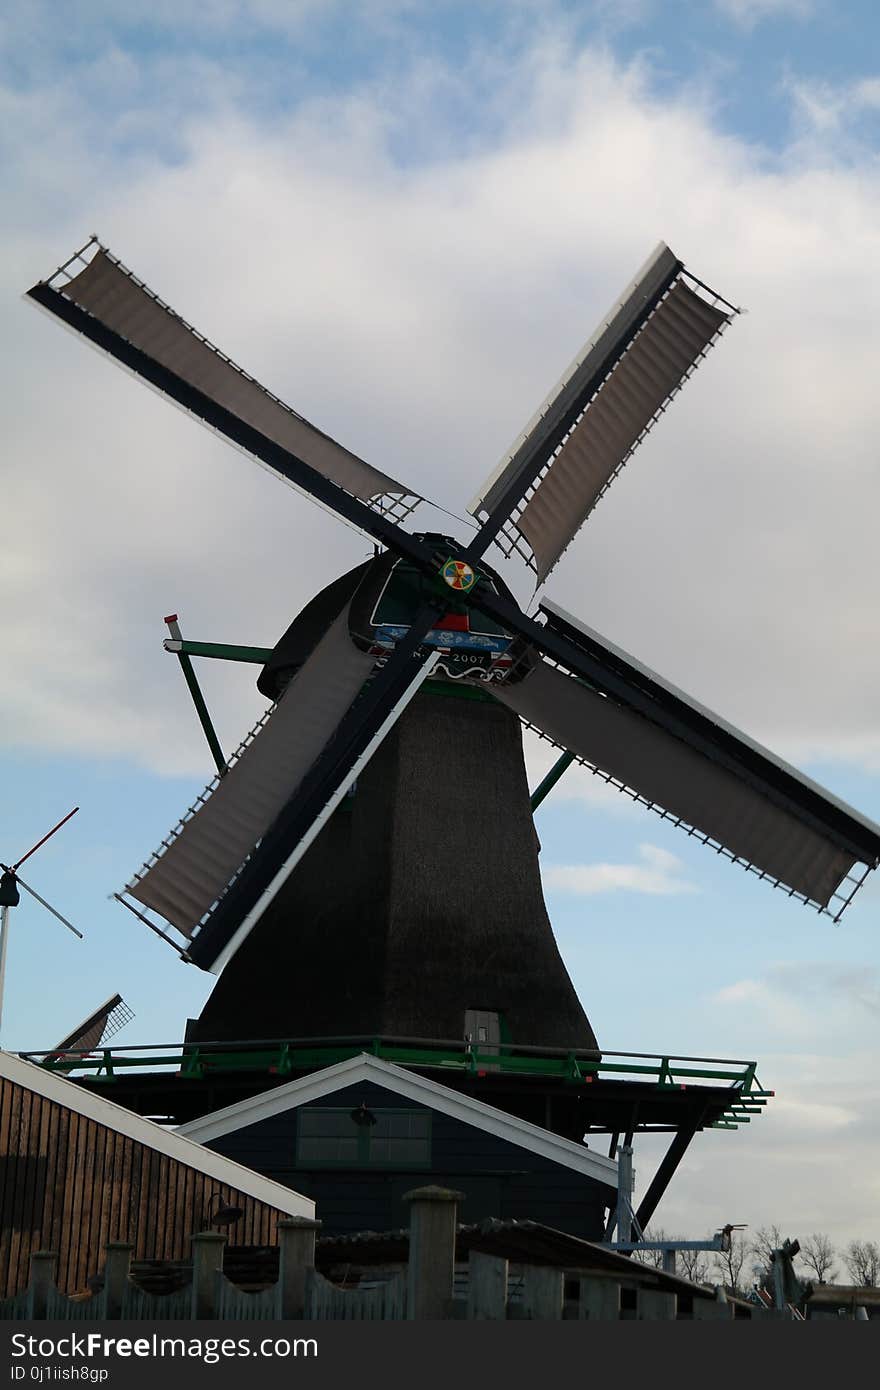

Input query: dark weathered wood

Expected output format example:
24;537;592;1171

67;1109;89;1290
6;1083;30;1292
0;1078;21;1284
193;690;596;1053
44;1095;68;1264
164;1154;180;1259
0;1074;300;1297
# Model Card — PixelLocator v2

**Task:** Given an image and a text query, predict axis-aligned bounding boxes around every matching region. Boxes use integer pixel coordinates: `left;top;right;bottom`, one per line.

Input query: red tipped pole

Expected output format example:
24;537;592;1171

13;807;79;871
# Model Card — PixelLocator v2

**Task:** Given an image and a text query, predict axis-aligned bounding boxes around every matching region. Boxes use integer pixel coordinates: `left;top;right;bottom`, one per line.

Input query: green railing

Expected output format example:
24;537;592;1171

21;1036;771;1129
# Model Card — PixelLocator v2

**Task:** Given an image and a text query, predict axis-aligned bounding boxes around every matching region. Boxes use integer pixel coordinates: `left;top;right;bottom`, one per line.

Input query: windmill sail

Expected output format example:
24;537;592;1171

126;613;378;940
469;244;734;582
48;993;134;1071
496;604;880;916
28;241;421;522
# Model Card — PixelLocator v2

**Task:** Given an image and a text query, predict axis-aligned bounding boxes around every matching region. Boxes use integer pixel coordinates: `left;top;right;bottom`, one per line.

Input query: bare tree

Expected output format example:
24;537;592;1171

844;1240;880;1287
678;1246;711;1285
713;1230;749;1295
799;1233;836;1285
628;1228;713;1283
750;1225;785;1283
630;1227;669;1269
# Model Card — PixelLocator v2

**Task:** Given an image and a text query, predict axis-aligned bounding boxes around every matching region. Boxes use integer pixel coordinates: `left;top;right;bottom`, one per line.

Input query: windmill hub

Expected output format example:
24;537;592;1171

440;557;477;592
0;871;20;908
259;534;521;698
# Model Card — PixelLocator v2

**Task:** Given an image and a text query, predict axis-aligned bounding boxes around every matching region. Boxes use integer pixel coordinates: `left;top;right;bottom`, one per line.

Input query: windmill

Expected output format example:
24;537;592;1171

45;993;135;1073
26;239;880;1055
0;809;84;1043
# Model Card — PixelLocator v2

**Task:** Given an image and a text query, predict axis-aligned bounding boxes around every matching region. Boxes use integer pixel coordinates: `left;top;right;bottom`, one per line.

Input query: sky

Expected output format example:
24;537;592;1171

2;0;880;1266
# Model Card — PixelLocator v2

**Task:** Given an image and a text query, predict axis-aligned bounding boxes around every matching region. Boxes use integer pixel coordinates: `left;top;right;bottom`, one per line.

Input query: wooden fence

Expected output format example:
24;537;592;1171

0;1187;770;1322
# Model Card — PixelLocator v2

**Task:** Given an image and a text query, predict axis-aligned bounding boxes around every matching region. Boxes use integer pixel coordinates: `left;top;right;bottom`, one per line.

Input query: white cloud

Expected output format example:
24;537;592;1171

784;70;880;160
544;843;698;896
713;963;880;1037
632;1049;880;1249
3;29;880;791
716;0;814;28
769;1094;855;1132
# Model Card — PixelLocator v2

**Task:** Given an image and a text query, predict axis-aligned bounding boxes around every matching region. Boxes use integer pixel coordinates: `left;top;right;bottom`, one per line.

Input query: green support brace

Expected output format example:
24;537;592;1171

164;638;274;665
530;750;576;810
164;616;227;777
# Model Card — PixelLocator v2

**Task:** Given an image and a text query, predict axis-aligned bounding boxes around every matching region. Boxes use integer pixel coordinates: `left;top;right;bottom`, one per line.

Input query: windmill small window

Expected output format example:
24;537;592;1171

464;1010;501;1071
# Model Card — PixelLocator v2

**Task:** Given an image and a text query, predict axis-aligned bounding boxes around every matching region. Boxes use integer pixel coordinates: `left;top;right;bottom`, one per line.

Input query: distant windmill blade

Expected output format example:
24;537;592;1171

49;993;135;1066
494;603;880;915
124;608;440;970
26;240;423;527
469;243;735;581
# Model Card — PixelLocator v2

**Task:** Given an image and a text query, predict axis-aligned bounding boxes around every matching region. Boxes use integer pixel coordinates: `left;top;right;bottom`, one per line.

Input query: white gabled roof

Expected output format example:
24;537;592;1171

177;1053;618;1190
0;1050;314;1219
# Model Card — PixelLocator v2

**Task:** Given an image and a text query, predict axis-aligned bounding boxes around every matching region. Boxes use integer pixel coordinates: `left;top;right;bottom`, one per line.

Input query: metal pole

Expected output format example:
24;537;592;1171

164;615;227;777
13;807;79;871
0;905;10;1043
617;1144;634;1245
14;874;83;938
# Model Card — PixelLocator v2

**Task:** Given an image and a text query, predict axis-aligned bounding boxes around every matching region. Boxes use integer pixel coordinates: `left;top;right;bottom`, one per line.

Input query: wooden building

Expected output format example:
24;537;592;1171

178;1053;618;1239
0;1050;314;1298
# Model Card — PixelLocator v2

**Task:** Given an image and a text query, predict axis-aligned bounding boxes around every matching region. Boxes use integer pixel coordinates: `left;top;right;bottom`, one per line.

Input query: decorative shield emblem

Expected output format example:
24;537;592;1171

441;558;477;592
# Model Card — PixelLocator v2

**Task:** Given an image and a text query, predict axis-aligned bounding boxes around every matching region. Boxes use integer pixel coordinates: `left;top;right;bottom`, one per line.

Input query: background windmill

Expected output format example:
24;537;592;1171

25;237;880;1056
0;808;83;1043
45;993;135;1073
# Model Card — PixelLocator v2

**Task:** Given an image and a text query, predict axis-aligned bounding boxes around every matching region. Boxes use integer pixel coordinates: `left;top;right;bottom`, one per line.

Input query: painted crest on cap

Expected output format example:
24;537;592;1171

441;558;477;592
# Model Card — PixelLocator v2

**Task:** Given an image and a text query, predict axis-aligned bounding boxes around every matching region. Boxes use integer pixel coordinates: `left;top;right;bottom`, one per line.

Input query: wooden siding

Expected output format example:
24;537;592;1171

0;1074;289;1298
207;1081;611;1240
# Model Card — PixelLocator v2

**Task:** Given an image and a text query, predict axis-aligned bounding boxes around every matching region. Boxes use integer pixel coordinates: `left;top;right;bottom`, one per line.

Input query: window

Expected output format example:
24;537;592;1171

295;1108;432;1168
464;1009;501;1051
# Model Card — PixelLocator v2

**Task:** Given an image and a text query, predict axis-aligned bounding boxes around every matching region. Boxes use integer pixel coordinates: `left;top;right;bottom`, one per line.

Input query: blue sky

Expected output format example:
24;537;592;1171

3;0;880;1258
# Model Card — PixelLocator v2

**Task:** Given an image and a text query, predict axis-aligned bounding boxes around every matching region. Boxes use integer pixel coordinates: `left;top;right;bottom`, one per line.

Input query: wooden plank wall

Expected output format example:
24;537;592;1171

0;1075;288;1297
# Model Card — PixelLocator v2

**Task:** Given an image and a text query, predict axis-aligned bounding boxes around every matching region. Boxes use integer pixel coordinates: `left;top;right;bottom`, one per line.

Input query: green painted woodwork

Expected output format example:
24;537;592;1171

170;640;274;664
29;1037;769;1136
530;750;577;809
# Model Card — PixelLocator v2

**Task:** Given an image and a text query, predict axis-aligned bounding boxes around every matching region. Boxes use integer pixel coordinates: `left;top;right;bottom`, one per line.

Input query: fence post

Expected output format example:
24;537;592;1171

191;1232;226;1319
520;1265;564;1320
578;1276;620;1320
403;1185;462;1320
277;1217;322;1319
27;1252;57;1319
467;1252;508;1320
103;1243;133;1319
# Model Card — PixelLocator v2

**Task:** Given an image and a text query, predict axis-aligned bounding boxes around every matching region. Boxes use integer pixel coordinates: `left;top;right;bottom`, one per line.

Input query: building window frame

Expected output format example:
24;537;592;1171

295;1106;432;1170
